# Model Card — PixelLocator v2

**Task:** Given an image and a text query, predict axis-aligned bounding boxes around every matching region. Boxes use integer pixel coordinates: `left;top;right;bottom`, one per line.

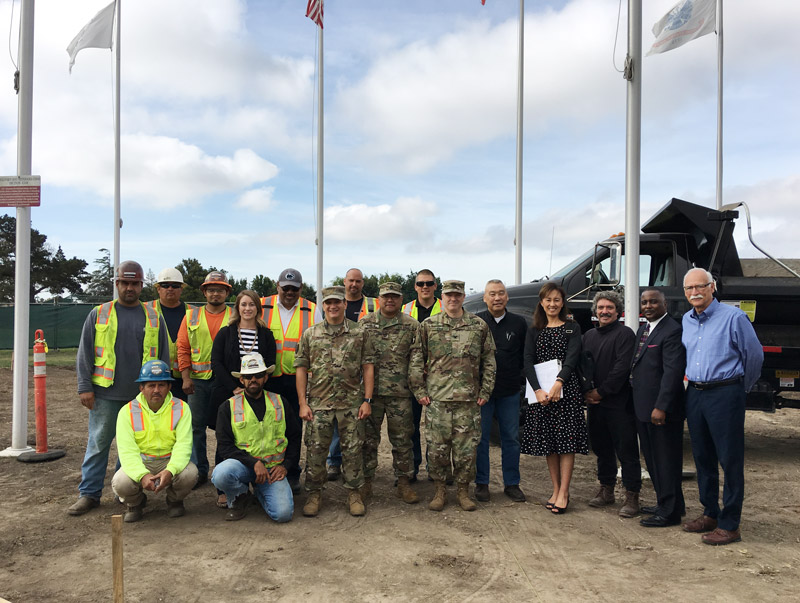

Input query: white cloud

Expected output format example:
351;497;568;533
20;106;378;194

236;186;276;212
325;196;438;242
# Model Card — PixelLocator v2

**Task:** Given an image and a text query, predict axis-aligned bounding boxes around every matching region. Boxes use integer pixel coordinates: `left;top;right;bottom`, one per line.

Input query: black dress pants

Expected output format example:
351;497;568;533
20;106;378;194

587;405;641;492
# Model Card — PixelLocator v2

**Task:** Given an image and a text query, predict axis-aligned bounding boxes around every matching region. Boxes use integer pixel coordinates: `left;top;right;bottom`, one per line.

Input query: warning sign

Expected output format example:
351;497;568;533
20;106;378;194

0;175;41;207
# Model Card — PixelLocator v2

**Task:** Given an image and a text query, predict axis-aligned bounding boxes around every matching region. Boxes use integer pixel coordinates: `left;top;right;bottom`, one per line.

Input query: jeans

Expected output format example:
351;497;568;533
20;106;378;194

266;374;302;481
78;396;127;500
476;393;521;486
327;419;343;468
188;378;214;477
211;459;294;523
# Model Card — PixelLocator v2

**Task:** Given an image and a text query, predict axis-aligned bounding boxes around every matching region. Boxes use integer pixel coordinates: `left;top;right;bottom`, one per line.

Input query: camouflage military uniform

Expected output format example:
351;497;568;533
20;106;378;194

294;318;375;492
409;311;496;483
360;310;421;479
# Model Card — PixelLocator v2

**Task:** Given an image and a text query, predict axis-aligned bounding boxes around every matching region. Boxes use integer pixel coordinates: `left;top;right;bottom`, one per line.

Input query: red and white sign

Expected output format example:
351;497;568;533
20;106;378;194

0;175;41;207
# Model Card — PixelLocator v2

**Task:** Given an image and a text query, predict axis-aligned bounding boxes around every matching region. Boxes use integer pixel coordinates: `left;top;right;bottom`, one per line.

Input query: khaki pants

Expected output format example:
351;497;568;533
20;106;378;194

112;459;198;507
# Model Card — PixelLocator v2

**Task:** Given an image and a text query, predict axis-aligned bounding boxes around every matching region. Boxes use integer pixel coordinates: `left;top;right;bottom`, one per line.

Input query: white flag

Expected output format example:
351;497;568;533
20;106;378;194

647;0;716;56
66;1;116;73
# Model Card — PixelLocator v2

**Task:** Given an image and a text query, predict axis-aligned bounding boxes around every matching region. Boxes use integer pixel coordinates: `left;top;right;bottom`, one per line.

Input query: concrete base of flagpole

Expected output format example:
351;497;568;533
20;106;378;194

17;449;66;463
0;445;35;457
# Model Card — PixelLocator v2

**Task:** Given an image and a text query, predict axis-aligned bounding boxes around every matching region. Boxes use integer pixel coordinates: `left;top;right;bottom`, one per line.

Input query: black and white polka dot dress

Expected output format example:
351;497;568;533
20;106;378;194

520;325;589;456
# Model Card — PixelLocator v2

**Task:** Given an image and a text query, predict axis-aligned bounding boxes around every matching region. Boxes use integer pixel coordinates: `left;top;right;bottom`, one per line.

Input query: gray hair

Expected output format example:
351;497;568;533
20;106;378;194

683;267;715;287
485;279;504;288
592;290;624;316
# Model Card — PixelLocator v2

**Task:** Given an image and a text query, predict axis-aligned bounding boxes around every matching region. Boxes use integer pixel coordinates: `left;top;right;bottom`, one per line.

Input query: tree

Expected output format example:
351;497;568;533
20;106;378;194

141;269;158;302
250;275;277;298
0;215;89;302
84;248;113;300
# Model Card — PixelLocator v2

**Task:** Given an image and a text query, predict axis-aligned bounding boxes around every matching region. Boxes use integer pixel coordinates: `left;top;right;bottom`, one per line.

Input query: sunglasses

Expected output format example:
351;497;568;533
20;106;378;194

159;283;182;289
241;372;267;381
416;280;436;288
281;286;300;292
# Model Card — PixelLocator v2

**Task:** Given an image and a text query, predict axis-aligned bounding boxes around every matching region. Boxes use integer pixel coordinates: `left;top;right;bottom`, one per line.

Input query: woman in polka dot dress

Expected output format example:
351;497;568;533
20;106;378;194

521;283;588;514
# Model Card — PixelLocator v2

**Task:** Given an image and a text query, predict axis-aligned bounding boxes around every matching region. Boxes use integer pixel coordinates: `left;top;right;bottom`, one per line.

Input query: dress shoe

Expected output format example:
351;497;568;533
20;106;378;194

640;514;680;528
67;496;100;516
640;505;659;515
474;483;490;502
702;527;741;546
682;515;717;533
504;485;526;503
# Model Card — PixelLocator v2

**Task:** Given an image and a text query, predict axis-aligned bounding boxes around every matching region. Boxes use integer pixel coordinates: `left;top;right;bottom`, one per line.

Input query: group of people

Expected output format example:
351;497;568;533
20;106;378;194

67;261;763;546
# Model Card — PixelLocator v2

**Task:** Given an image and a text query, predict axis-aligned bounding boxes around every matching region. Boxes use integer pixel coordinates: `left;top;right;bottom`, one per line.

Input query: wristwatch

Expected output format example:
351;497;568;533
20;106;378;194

363;397;373;405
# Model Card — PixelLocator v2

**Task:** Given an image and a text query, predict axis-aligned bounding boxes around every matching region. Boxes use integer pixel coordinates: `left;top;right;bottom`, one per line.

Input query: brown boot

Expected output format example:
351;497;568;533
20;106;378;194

457;482;477;512
348;490;366;516
396;476;419;505
360;479;373;501
429;480;447;511
619;491;640;518
303;491;321;517
588;484;615;507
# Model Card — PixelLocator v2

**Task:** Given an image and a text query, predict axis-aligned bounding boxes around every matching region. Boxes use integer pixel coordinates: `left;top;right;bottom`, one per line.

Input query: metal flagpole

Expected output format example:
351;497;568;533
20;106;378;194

113;0;121;298
623;0;642;332
3;0;35;456
315;19;324;307
514;0;524;285
715;0;723;210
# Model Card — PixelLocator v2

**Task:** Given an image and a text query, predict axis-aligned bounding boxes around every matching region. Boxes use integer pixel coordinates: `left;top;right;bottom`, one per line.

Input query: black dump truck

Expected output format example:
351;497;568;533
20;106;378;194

463;198;800;411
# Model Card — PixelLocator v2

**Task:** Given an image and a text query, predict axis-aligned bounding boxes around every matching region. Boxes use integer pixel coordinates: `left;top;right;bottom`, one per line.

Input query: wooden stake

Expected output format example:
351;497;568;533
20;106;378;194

112;514;124;602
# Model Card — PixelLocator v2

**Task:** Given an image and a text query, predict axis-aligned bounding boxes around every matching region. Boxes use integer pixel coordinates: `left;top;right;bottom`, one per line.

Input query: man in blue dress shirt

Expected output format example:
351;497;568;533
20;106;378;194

680;268;763;546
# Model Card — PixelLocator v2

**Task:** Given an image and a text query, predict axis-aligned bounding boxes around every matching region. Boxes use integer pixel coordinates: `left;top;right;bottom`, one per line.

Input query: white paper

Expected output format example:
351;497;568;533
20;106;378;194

526;359;561;405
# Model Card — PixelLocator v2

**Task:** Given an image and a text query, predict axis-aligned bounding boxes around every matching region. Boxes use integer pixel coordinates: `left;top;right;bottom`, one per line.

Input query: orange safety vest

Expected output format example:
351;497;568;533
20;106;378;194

260;295;316;377
356;297;379;321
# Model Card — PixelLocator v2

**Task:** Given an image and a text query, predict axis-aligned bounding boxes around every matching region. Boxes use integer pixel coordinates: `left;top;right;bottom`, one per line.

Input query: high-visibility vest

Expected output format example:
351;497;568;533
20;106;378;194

146;300;192;378
92;301;161;387
402;298;441;320
260;295;316;377
357;297;379;321
186;305;230;379
229;392;287;468
127;392;185;461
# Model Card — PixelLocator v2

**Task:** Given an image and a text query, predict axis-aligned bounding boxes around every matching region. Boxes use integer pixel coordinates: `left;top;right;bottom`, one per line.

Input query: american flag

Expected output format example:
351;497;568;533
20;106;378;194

306;0;323;28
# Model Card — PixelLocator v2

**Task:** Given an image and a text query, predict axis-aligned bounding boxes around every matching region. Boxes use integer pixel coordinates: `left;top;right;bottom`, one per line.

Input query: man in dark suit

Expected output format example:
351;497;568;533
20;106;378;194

630;289;686;527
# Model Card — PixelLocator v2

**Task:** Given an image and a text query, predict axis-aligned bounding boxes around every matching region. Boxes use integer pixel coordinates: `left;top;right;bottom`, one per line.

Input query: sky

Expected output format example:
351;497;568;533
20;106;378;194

1;0;798;297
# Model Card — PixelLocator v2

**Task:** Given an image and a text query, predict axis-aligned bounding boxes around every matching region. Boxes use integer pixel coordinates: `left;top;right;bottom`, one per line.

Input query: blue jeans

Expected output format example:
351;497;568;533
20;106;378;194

327;418;342;468
475;393;521;486
188;378;214;477
211;459;294;523
79;396;127;500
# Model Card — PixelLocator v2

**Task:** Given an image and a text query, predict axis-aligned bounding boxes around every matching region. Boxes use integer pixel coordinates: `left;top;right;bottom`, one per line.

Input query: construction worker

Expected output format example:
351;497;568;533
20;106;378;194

112;360;198;522
212;353;294;522
260;268;317;494
147;267;190;401
360;281;421;504
176;271;231;489
327;268;379;480
70;260;170;516
402;269;442;480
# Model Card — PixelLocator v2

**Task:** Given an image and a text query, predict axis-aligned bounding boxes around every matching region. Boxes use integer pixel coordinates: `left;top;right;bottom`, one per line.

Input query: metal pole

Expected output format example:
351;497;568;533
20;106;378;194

113;0;121;298
715;0;723;210
514;0;524;285
3;0;35;456
623;0;642;333
315;23;324;307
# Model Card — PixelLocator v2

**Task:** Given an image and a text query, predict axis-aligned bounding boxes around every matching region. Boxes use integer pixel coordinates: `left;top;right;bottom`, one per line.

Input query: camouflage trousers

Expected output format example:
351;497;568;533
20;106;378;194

363;395;414;480
425;400;481;483
304;408;365;492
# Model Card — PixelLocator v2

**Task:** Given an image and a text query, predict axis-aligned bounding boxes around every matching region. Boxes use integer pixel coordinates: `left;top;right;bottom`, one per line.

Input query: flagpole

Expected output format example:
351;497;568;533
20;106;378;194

112;0;121;297
315;19;324;307
3;0;35;457
514;0;524;286
715;0;723;210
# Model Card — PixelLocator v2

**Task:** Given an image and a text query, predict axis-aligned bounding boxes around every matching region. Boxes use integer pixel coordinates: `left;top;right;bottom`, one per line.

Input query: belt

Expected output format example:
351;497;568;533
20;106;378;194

688;377;743;391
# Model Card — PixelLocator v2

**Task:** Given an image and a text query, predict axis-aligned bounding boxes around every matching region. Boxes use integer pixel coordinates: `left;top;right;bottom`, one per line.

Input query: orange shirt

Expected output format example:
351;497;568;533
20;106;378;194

176;307;228;372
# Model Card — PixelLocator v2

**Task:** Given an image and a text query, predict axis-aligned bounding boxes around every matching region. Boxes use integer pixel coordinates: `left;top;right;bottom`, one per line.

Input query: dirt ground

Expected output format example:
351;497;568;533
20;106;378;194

1;366;799;603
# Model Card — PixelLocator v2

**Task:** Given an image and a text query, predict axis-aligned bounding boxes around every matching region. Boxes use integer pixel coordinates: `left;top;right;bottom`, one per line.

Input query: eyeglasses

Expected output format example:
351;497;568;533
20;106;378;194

281;286;300;293
241;372;267;381
159;283;182;289
683;283;712;292
416;280;436;288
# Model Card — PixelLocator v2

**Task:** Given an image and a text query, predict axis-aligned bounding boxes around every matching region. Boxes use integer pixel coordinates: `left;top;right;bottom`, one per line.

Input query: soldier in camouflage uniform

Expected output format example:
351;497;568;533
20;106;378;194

295;286;376;517
410;280;496;512
360;282;422;504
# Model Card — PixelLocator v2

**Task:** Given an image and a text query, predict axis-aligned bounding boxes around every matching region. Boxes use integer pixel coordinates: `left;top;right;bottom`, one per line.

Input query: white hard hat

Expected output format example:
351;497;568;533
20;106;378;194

157;267;184;285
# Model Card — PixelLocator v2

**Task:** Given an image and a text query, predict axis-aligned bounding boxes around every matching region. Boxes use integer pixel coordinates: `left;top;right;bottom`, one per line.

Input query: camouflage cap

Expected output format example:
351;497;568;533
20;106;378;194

201;271;231;290
321;285;346;302
441;280;465;294
378;281;403;297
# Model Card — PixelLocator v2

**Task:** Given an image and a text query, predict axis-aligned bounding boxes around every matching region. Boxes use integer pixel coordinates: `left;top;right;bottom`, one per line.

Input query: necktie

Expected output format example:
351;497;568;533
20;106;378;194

634;322;650;361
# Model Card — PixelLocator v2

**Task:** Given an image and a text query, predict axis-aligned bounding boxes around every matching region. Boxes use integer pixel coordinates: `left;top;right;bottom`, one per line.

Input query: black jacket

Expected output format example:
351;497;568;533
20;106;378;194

582;320;635;410
523;321;582;391
476;310;527;397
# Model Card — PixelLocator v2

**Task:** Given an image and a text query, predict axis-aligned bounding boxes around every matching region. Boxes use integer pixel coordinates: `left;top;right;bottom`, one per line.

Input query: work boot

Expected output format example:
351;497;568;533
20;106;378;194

124;496;147;523
588;484;615;507
429;481;447;512
359;479;373;501
327;464;341;481
303;491;322;517
68;496;100;516
226;493;251;521
348;490;366;516
166;501;185;519
457;483;477;512
396;476;419;504
619;491;640;518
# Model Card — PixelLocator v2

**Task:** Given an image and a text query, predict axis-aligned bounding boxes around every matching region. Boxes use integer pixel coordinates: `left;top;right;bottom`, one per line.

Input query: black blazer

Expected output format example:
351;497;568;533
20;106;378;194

523;321;582;391
630;314;686;423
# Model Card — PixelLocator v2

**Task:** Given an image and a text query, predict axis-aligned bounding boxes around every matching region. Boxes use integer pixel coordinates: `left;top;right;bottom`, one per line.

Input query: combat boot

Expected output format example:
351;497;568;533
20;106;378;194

588;484;615;507
457;482;477;512
619;491;640;518
429;480;447;512
303;491;322;517
348;490;366;516
396;476;419;504
360;479;373;501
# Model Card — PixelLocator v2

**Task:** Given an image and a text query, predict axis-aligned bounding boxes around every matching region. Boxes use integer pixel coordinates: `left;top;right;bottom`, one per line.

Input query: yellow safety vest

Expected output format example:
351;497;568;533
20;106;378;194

92;301;160;387
127;392;184;461
146;300;193;378
186;305;230;379
229;392;287;468
402;298;441;320
261;295;316;377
